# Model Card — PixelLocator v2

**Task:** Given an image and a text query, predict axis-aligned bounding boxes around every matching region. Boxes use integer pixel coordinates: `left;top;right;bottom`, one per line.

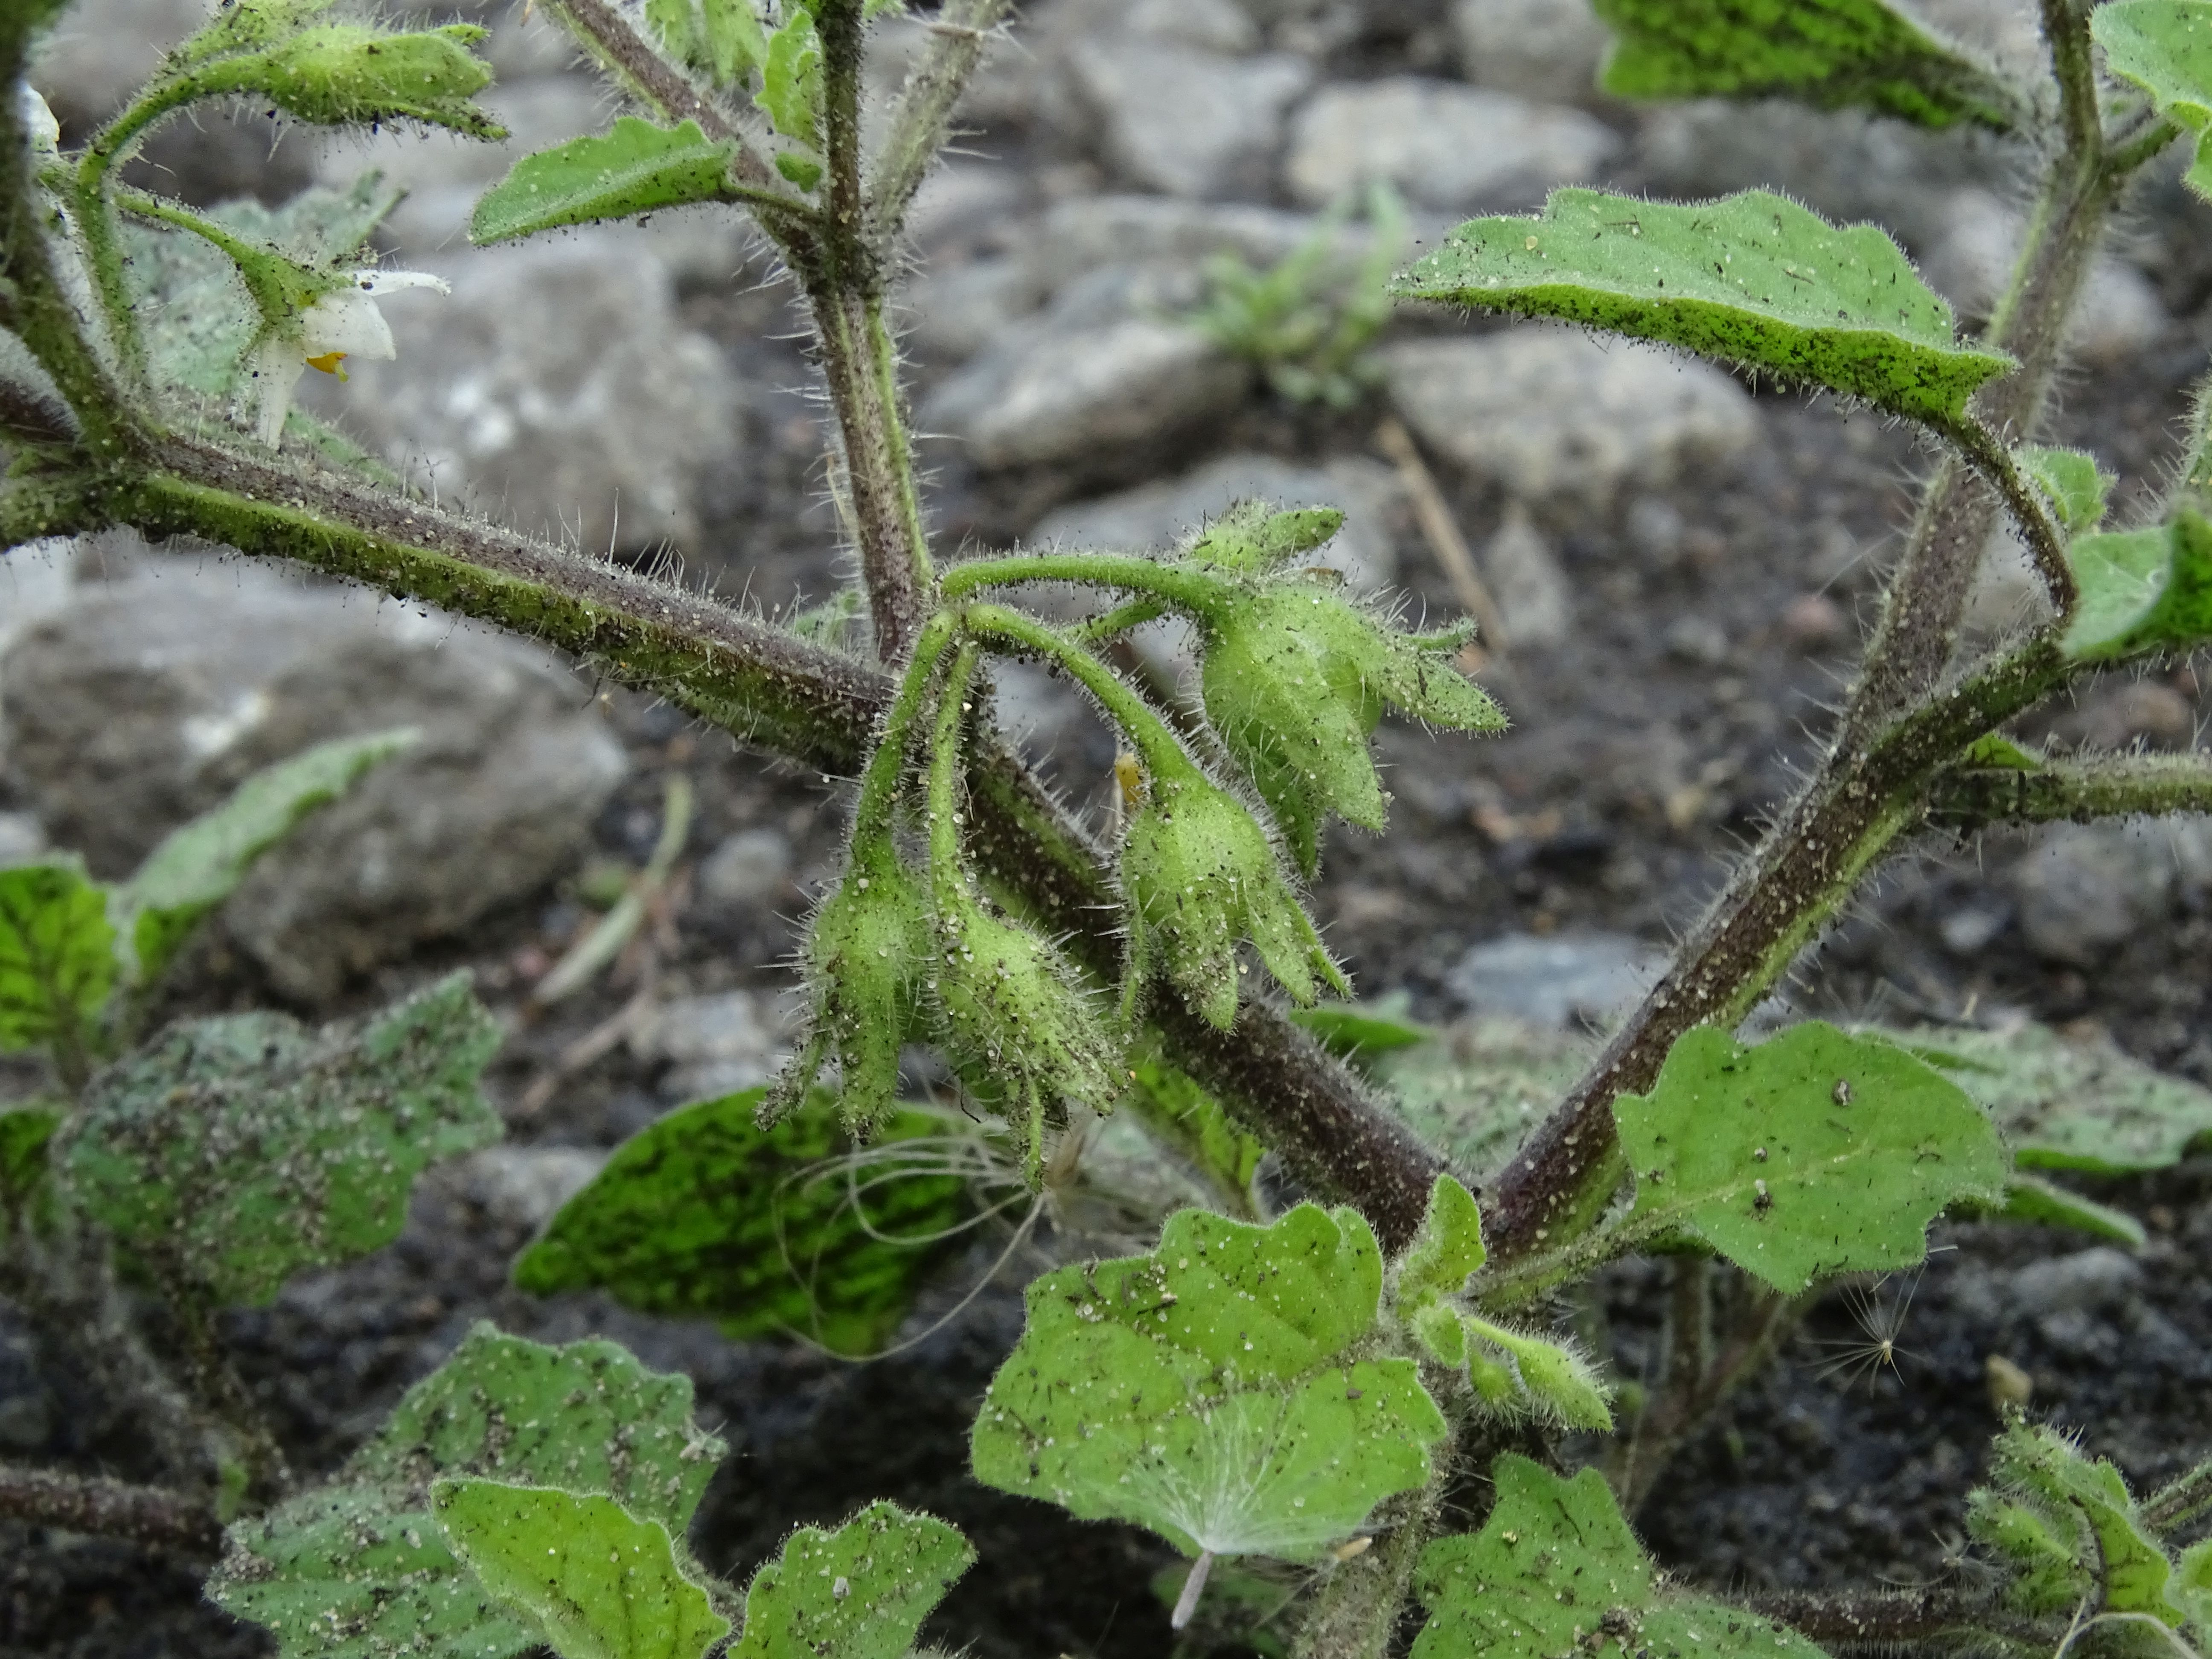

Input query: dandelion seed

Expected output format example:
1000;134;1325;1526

1811;1272;1921;1394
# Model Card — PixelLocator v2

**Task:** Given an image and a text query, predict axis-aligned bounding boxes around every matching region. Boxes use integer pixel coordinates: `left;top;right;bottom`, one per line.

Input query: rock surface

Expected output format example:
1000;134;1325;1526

1066;38;1314;201
305;240;739;553
1479;505;1574;649
1382;330;1759;506
2007;820;2212;966
1285;79;1618;212
0;556;626;1000
1452;0;1613;104
1445;931;1667;1029
632;988;793;1102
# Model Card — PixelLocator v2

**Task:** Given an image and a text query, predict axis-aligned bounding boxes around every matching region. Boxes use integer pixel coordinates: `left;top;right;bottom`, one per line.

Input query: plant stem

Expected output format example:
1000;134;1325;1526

1745;1586;2047;1654
850;611;958;842
2145;1456;2212;1534
1928;752;2212;828
0;1463;224;1554
815;289;935;661
962;602;1190;779
941;550;1231;616
866;0;1015;258
1290;1444;1450;1659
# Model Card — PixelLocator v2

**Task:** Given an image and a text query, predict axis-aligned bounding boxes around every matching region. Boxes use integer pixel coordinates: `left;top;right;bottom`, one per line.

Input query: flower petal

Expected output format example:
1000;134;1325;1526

345;268;451;297
301;290;395;363
245;335;308;449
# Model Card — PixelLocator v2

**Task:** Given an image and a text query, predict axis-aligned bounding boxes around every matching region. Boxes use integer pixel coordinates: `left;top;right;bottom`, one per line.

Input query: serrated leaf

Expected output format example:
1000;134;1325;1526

1613;1022;2008;1293
971;1204;1447;1563
1393;188;2013;429
1903;1022;2212;1174
1414;1455;1832;1659
211;1327;727;1659
2022;447;2113;535
2059;510;2212;664
471;119;739;247
62;973;501;1304
2093;2;2212;198
1994;1174;2147;1247
116;728;416;984
732;1501;973;1659
756;8;822;143
0;859;114;1058
701;0;771;84
433;1481;729;1659
513;1086;974;1355
1590;0;2016;128
1982;1419;2183;1624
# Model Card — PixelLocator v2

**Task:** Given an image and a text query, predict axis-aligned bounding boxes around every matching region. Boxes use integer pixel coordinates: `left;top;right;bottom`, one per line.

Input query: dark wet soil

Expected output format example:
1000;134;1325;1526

12;8;2212;1659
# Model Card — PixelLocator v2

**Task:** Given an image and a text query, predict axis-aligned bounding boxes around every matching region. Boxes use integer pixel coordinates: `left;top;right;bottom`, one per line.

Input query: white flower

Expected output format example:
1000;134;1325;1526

248;268;449;448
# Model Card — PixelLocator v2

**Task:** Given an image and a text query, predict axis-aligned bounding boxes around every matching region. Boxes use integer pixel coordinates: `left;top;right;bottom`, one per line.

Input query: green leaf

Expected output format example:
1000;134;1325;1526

2022;447;2113;536
731;1501;973;1659
773;151;824;191
1392;188;2014;430
1903;1022;2212;1174
513;1086;975;1355
211;1326;727;1659
756;8;822;143
1978;1419;2183;1624
1613;1022;2009;1293
432;1481;729;1659
1186;502;1349;575
0;1102;62;1221
0;859;115;1058
1994;1173;2146;1248
1958;733;2043;770
116;728;417;984
62;973;501;1304
1288;1001;1432;1068
2093;2;2212;198
971;1204;1448;1563
1414;1455;1832;1659
2176;1538;2212;1633
1395;1175;1486;1313
2059;510;2212;664
645;0;704;68
700;0;771;84
1589;0;2017;129
1968;1490;2091;1615
471;119;740;247
1123;1042;1267;1217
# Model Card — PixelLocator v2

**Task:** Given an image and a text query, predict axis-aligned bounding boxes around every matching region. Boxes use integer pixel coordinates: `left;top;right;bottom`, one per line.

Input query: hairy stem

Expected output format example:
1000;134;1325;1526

1929;751;2212;827
0;1463;224;1554
2145;1456;2212;1534
1290;1441;1450;1659
941;550;1230;615
1614;1274;1798;1513
963;602;1189;778
1746;1586;2048;1655
815;288;934;661
867;0;1015;257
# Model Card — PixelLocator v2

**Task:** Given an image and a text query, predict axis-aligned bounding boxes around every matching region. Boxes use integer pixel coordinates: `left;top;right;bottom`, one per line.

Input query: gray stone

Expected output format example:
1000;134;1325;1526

0;543;76;746
1452;0;1612;104
0;813;44;867
921;301;1249;472
306;239;739;553
1026;195;1343;295
1937;899;2011;956
1664;614;1732;668
1;555;626;999
904;163;1034;259
28;0;210;120
899;257;1046;363
1446;931;1667;1030
1067;38;1315;199
1033;452;1404;594
460;1144;607;1232
2004;1247;2143;1318
700;827;797;908
1286;79;1618;212
1382;330;1759;507
1126;0;1262;52
2007;821;2209;966
1921;188;2167;361
632;988;792;1101
1479;505;1572;648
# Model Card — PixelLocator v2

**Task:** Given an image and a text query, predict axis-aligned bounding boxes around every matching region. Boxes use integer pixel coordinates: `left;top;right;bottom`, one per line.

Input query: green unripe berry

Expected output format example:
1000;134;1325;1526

1197;579;1505;874
928;888;1122;1184
1120;766;1346;1029
770;834;931;1137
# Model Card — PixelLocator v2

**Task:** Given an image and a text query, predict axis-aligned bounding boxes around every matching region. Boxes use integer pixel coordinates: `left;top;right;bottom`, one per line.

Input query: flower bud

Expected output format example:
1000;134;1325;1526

1199;581;1505;873
768;836;931;1137
235;24;503;139
1184;501;1346;575
1120;767;1346;1029
928;889;1122;1184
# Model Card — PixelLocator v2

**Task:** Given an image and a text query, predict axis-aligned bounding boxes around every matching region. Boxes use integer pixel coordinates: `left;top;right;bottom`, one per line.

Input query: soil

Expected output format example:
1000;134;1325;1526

10;6;2212;1658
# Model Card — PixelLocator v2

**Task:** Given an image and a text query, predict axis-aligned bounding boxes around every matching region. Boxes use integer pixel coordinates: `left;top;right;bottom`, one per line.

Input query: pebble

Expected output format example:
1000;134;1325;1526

632;988;793;1103
1664;614;1732;669
1286;79;1618;212
1921;187;2166;361
307;239;740;555
1444;931;1667;1030
1381;330;1758;508
1779;592;1848;649
1025;195;1341;295
0;813;45;867
2007;821;2210;966
460;1144;607;1233
1480;505;1573;649
1;554;626;1000
700;828;797;909
2005;1247;2143;1317
1983;1352;2034;1410
1451;0;1613;104
1067;38;1314;201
